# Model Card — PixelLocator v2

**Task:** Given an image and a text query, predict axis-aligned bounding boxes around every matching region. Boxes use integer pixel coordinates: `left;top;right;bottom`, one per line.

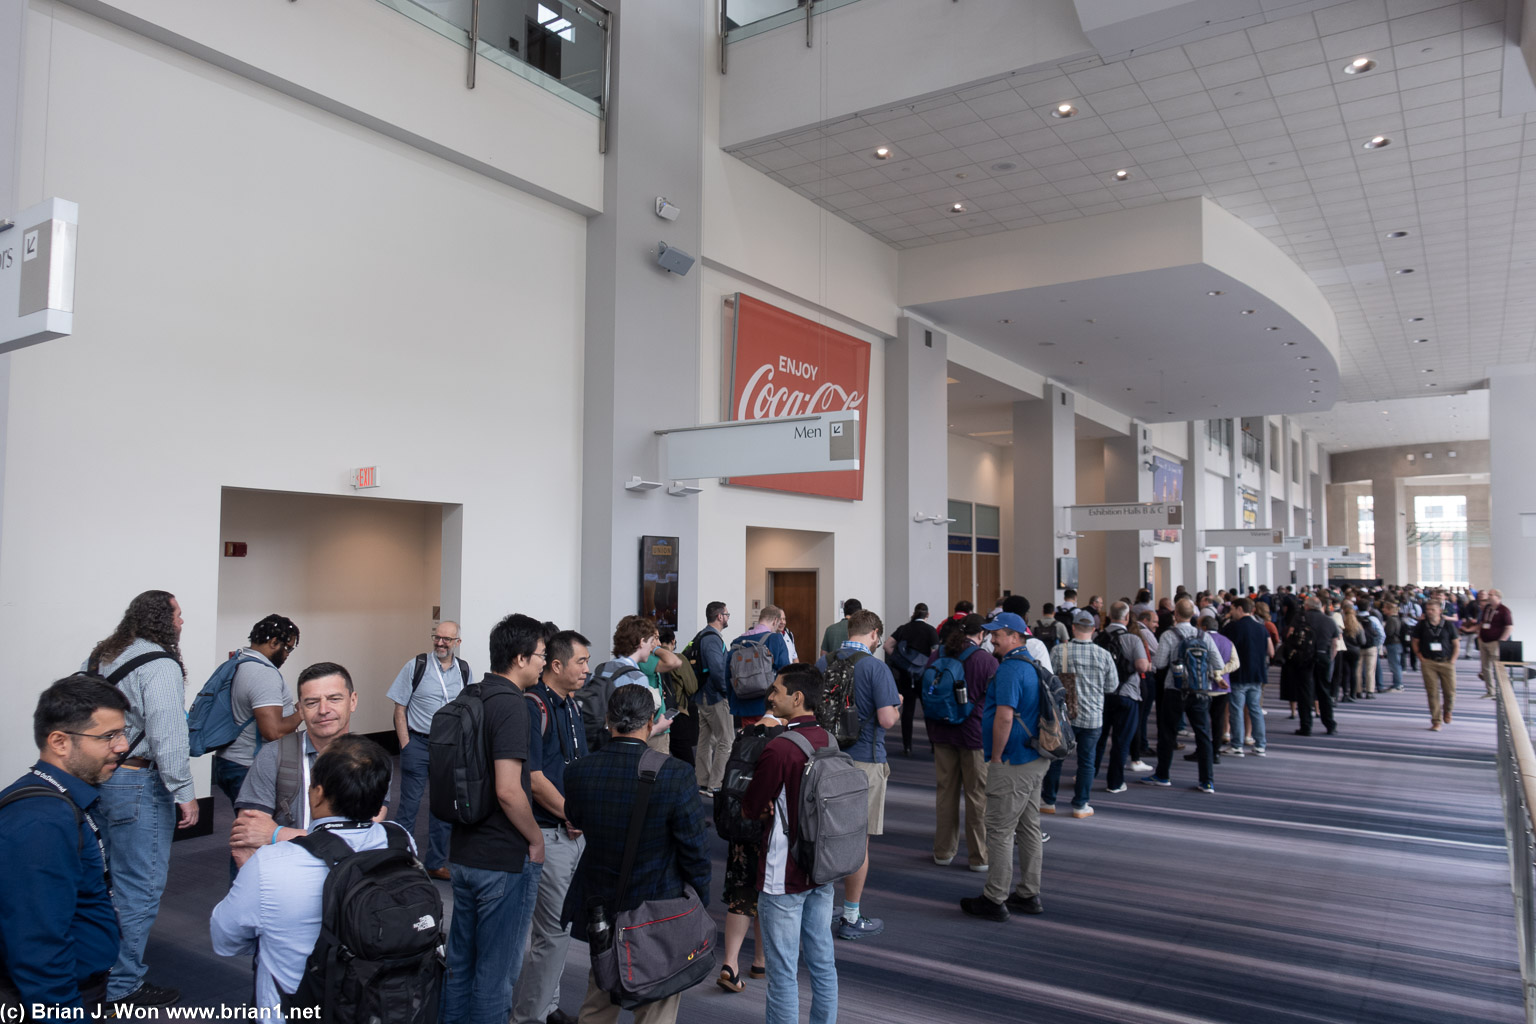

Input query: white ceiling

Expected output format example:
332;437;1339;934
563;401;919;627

1290;386;1489;449
727;0;1533;448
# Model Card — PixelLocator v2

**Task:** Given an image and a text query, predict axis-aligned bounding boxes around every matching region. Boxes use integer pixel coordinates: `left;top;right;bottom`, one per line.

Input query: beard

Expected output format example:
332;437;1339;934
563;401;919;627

271;647;290;668
65;748;115;786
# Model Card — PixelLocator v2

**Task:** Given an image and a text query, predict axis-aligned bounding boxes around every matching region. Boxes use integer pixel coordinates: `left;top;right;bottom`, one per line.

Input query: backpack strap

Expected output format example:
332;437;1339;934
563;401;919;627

273;732;307;828
458;658;471;686
527;691;551;738
291;826;358;867
957;645;981;664
409;653;429;693
0;786;84;854
90;650;179;760
614;749;669;906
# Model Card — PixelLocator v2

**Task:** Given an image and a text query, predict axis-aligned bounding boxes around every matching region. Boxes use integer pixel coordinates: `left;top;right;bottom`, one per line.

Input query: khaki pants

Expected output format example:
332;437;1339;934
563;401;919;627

933;744;988;868
1359;647;1378;694
694;699;733;791
1422;659;1456;725
576;970;680;1024
1481;644;1509;696
983;758;1052;904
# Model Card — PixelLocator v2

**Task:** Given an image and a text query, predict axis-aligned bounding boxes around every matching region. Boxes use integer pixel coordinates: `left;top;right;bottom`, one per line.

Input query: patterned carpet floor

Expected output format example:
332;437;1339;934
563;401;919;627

148;657;1523;1022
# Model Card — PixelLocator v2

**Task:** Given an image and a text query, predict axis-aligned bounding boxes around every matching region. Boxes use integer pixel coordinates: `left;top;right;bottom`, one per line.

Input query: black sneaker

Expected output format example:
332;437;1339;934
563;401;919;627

114;983;180;1009
548;1011;578;1024
960;895;1009;922
1005;893;1044;915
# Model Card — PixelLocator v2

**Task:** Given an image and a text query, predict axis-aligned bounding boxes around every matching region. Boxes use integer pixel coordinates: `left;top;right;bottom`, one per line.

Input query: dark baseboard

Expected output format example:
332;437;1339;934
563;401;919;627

366;729;402;755
173;796;215;842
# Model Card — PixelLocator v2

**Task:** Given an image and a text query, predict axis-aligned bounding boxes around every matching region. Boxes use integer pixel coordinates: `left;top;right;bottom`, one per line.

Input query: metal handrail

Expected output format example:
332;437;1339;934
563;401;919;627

1496;673;1536;1024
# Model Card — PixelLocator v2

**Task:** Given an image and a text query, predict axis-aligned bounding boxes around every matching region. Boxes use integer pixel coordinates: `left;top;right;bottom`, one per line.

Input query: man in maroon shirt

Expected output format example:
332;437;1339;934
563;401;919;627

1480;590;1515;698
742;665;838;1024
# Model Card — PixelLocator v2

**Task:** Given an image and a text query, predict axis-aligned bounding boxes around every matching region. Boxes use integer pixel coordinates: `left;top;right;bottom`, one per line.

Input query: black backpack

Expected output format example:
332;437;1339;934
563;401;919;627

427;683;501;825
574;662;651;753
713;722;786;843
817;651;868;749
410;654;471;693
1281;619;1316;666
1094;628;1137;686
284;823;445;1024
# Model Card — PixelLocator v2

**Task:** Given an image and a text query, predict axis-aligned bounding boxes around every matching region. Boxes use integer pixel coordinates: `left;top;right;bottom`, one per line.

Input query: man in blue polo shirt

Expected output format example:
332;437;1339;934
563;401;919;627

0;676;130;1014
961;613;1047;923
511;630;592;1024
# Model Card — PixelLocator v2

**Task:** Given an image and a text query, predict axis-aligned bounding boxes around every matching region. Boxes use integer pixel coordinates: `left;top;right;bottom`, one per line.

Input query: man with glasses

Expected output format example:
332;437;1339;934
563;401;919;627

691;602;733;794
0;675;131;1015
212;615;303;810
388;622;472;879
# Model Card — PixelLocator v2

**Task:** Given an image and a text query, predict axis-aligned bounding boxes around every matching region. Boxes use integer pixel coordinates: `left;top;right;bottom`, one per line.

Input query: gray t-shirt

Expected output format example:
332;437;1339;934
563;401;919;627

223;650;293;767
234;731;317;829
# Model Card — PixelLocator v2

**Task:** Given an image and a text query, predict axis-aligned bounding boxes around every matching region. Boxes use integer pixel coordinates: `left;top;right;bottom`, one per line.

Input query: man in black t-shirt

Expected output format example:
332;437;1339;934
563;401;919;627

441;614;547;1024
887;604;940;756
1297;597;1340;737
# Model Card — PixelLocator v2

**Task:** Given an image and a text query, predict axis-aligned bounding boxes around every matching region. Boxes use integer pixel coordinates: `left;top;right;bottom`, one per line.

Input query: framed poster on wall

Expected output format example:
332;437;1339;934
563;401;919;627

1152;456;1183;542
639;536;679;632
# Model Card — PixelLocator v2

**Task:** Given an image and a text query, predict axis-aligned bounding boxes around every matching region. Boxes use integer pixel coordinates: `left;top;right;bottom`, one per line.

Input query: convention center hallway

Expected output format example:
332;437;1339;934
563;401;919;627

150;661;1521;1023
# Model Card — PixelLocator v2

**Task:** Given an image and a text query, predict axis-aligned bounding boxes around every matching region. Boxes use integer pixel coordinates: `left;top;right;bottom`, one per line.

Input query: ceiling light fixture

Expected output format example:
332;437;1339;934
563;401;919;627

1344;57;1377;74
1052;103;1077;118
1113;170;1131;181
874;147;892;159
1425;383;1438;387
1240;309;1255;315
1386;230;1409;238
1362;135;1391;149
998;319;1013;324
1396;267;1415;274
1208;290;1223;296
1408;316;1425;322
1283;340;1297;346
1266;326;1281;331
949;203;966;214
1413;338;1429;344
1421;368;1434;373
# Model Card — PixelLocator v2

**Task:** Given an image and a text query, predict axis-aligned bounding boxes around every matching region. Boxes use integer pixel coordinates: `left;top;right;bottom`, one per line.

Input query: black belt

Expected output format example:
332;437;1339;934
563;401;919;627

409;730;430;739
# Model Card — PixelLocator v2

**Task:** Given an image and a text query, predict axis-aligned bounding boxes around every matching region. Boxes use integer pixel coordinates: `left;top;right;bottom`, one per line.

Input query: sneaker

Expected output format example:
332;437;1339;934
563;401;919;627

1039;804;1057;815
1140;776;1171;787
1444;710;1453;723
1041;831;1052;843
1218;744;1242;756
1071;805;1094;819
1105;783;1128;794
1005;893;1044;915
1293;728;1311;736
960;896;1009;921
1243;736;1256;745
968;862;989;872
1429;722;1441;731
833;916;885;940
1251;746;1266;757
1192;783;1215;795
933;854;954;866
1129;760;1154;773
547;1010;578;1024
114;984;181;1009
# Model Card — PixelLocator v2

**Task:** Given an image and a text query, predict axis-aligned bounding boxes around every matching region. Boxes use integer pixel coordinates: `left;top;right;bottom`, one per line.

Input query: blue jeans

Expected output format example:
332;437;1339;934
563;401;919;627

1228;684;1265;750
1385;644;1404;688
210;754;249;807
442;861;543;1024
96;766;176;999
396;733;450;870
759;884;837;1024
1041;726;1101;809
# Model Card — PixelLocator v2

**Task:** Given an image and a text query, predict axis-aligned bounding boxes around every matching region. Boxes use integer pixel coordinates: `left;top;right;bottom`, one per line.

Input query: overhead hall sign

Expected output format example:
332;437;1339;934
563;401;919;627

1069;503;1183;532
723;293;870;500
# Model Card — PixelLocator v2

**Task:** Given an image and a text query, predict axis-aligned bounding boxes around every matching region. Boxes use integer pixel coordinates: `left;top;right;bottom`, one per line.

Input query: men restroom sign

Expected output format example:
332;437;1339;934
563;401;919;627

723;293;870;500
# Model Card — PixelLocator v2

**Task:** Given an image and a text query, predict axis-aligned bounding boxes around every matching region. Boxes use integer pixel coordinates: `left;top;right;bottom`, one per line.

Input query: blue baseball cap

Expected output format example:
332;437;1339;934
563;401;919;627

980;612;1029;634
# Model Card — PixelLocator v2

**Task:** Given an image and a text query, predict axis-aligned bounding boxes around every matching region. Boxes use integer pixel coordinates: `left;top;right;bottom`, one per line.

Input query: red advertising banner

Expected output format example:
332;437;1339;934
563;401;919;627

724;294;870;500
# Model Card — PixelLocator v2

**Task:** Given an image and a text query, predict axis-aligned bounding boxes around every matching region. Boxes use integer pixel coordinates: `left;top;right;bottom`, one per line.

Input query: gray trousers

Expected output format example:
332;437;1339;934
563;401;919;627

510;826;585;1024
695;698;734;791
983;758;1052;904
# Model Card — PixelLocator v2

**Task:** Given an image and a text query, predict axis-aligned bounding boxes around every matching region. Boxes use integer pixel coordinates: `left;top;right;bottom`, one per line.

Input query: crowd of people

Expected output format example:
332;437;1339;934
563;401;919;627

0;580;1513;1021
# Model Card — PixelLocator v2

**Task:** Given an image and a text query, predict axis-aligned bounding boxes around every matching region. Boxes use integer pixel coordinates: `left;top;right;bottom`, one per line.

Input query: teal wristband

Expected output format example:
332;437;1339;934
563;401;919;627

270;828;281;845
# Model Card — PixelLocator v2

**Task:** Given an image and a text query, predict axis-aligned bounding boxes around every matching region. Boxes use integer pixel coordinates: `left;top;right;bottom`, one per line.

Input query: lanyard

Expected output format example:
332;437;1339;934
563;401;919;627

30;767;111;897
428;656;452;704
548;689;582;765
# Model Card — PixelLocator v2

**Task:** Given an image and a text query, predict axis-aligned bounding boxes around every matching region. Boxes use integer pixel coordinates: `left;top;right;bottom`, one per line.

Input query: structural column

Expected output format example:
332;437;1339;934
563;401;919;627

1104;424;1151;599
580;0;704;635
1371;475;1407;586
1181;421;1210;594
884;319;948;620
1490;365;1536;632
1012;385;1076;607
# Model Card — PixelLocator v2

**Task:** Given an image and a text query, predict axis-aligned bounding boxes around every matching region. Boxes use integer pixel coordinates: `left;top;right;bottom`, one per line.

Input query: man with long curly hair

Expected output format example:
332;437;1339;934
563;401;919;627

82;590;199;1008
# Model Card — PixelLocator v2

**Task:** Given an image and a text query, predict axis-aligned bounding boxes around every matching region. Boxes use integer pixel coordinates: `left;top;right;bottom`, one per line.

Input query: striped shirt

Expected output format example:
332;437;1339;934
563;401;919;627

84;639;194;803
1049;639;1116;730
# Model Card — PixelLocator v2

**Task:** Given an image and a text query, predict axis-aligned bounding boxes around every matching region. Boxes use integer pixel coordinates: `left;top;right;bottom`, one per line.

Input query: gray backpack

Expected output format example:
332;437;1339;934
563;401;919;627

728;636;776;701
782;731;869;886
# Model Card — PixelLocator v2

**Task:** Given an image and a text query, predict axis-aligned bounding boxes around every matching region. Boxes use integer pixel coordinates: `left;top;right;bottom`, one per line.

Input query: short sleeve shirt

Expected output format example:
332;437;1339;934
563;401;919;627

234;732;318;829
1481;605;1513;644
815;647;900;764
223;651;293;768
525;681;587;828
385;656;470;735
450;676;533;872
982;651;1041;764
820;619;849;654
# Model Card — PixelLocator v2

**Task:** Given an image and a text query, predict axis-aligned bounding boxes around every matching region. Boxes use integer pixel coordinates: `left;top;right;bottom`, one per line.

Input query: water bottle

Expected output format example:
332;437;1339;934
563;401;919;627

586;899;613;954
952;673;968;710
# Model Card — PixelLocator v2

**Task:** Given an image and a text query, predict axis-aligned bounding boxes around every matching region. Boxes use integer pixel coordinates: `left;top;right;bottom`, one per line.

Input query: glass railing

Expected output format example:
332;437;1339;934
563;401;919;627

378;0;608;120
1493;676;1536;1022
722;0;865;43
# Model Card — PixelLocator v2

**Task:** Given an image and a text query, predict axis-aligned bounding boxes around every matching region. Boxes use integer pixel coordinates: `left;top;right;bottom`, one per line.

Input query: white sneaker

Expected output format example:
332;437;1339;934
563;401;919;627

1243;736;1256;746
1219;744;1244;757
1129;760;1154;773
1251;746;1267;757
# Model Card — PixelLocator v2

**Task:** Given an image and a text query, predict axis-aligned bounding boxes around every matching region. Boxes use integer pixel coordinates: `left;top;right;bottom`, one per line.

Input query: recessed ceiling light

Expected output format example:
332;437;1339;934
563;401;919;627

1362;135;1391;149
998;318;1012;324
1344;57;1377;74
1309;379;1320;384
1113;170;1131;181
1052;103;1077;118
1311;390;1320;394
1309;400;1318;404
992;161;1017;172
1208;290;1223;296
1125;387;1134;391
1240;309;1255;315
948;203;966;214
1386;230;1409;239
1396;267;1415;274
874;147;892;159
1283;340;1297;346
1413;338;1429;344
1266;326;1281;332
1425;383;1438;387
1075;360;1086;366
1421;368;1434;373
1408;316;1425;322
1295;356;1306;360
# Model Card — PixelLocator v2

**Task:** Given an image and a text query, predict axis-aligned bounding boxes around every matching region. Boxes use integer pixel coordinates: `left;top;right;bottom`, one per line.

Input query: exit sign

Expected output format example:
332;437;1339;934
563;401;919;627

352;466;379;489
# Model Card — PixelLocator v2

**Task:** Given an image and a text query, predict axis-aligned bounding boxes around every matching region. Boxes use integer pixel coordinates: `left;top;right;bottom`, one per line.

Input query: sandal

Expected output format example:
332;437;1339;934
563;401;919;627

717;966;744;993
749;965;766;979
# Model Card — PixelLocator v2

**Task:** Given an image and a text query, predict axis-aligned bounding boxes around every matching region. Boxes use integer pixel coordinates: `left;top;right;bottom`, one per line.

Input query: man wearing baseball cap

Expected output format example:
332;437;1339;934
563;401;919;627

961;612;1049;923
1040;610;1117;819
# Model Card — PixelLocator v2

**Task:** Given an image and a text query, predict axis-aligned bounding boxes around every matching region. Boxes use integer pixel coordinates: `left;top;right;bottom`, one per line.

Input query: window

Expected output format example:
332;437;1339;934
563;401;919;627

1411;494;1468;587
1355;495;1375;579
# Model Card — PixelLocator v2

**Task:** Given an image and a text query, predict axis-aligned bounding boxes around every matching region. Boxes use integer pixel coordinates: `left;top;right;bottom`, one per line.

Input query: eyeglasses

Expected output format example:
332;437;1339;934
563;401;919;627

431;635;460;644
66;729;126;745
529;651;547;662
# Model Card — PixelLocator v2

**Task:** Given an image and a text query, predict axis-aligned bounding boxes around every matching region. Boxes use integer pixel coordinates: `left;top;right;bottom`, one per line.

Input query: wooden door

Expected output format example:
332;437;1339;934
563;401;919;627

976;554;1001;612
1154;557;1170;601
948;553;973;612
769;571;818;657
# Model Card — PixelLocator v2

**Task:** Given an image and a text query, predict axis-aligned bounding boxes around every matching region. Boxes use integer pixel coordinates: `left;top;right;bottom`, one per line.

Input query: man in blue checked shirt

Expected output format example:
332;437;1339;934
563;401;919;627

0;677;131;1014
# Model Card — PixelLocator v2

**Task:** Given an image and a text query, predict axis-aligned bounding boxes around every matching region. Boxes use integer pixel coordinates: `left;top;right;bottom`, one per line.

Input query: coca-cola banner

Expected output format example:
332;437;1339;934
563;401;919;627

724;293;870;500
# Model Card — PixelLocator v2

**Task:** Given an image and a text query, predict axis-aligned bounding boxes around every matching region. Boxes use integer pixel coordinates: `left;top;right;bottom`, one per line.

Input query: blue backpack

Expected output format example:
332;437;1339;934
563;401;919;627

1168;632;1217;694
920;646;980;725
186;653;264;757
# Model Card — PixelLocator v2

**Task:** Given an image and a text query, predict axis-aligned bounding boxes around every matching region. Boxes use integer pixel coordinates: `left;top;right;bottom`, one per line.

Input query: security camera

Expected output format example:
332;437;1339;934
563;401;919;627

656;242;695;275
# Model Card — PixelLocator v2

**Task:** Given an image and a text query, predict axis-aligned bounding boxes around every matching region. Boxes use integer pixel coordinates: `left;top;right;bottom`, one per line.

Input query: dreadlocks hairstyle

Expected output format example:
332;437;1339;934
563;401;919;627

89;590;186;678
249;614;301;648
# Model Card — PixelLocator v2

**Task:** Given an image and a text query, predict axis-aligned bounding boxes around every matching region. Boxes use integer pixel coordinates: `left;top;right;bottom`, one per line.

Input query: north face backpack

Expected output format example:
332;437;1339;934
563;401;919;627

185;652;265;758
728;637;776;701
920;646;981;726
427;683;504;825
284;823;445;1024
816;650;868;749
1169;632;1218;693
713;722;786;843
781;731;869;886
1008;650;1075;762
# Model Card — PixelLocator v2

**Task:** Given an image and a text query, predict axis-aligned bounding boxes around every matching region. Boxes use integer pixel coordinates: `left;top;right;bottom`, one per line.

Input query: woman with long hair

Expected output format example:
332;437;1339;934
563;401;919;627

1340;604;1366;702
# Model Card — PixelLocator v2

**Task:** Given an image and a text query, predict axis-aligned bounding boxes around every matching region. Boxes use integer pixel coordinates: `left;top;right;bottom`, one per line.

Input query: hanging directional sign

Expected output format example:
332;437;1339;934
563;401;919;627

1202;528;1286;548
1283;536;1313;552
657;411;860;481
1068;502;1182;532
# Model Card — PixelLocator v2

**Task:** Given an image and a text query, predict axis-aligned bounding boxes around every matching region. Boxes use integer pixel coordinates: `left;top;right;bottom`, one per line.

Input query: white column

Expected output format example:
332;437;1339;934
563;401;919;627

1105;424;1151;599
885;319;948;619
1013;385;1076;606
1181;421;1209;593
1490;366;1536;632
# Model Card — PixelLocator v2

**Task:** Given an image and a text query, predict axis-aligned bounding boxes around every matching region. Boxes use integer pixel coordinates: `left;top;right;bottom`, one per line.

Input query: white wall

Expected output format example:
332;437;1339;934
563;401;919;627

947;433;1014;598
1075;440;1107;604
0;8;587;778
744;527;836;644
217;490;443;737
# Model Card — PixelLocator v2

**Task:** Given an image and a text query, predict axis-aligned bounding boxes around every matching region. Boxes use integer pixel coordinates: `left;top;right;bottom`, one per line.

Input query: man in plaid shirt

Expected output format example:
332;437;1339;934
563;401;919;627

1042;610;1116;820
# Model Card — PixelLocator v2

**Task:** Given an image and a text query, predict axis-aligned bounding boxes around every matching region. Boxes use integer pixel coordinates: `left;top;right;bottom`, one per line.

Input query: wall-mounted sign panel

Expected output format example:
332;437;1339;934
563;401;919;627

1152;457;1183;542
722;294;869;500
1069;502;1183;532
657;412;859;480
1203;528;1286;548
1;197;77;353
